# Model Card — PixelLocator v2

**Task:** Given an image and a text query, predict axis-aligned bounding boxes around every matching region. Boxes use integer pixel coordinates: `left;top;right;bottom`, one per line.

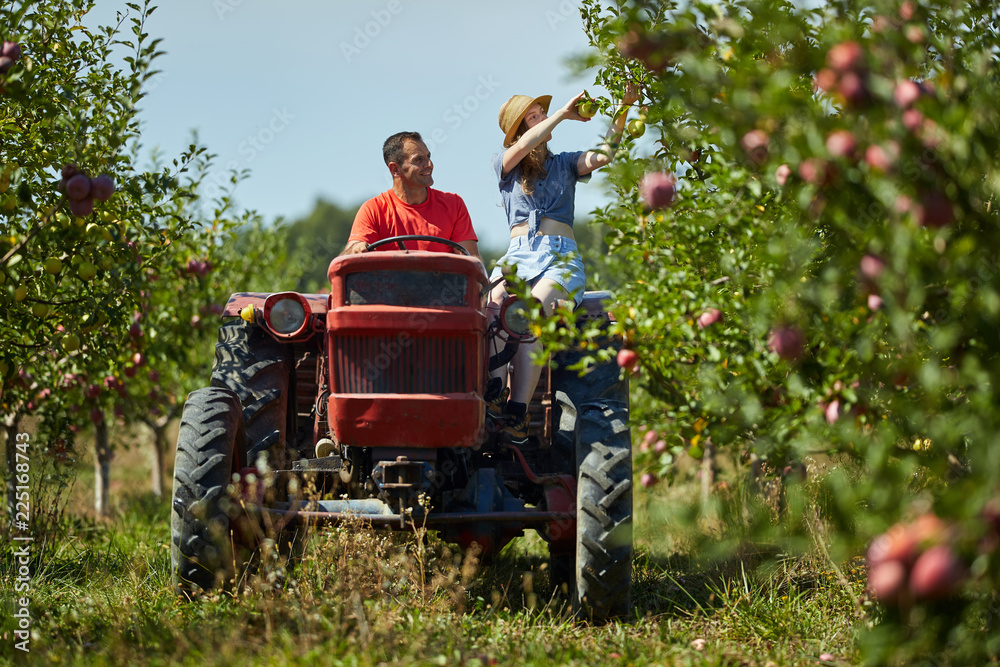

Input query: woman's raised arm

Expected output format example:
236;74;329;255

501;91;591;176
577;82;640;176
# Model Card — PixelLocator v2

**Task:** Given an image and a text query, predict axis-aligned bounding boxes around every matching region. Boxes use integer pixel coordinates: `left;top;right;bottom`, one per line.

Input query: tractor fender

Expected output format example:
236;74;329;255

222;292;330;318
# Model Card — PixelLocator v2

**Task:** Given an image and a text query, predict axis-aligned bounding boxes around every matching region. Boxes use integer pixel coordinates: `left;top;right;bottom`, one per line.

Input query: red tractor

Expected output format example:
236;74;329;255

170;236;632;620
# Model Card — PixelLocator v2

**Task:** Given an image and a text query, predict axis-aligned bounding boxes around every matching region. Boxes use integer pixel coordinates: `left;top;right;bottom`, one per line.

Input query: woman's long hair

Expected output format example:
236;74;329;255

510;121;548;196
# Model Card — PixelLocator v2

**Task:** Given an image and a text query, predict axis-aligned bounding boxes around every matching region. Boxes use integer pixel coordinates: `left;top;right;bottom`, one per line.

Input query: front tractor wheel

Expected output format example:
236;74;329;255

574;400;632;621
210;320;291;471
170;387;247;593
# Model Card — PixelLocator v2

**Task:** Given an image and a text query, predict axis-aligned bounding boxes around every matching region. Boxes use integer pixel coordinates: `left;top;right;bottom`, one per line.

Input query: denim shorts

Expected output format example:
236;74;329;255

489;235;586;305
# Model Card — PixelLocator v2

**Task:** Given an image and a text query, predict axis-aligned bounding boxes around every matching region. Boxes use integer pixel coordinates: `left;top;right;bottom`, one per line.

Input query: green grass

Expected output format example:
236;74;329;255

0;444;867;666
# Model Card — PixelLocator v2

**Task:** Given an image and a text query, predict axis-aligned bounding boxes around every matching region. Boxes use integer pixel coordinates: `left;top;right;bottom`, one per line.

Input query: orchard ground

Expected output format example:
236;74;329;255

0;424;866;666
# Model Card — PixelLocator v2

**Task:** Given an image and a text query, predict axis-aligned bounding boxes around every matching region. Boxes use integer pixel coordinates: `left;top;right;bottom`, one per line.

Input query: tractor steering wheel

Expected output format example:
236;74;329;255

365;234;471;256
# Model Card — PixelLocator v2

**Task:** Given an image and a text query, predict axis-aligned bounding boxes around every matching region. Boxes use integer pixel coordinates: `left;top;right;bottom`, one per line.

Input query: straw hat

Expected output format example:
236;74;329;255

498;94;552;147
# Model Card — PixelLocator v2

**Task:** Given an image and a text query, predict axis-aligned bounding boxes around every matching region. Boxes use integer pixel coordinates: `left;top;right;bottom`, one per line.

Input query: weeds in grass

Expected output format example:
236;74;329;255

1;440;884;666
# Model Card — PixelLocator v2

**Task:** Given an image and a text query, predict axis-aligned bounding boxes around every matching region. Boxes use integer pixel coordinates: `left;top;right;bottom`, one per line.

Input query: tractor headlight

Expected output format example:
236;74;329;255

263;292;312;338
499;295;536;340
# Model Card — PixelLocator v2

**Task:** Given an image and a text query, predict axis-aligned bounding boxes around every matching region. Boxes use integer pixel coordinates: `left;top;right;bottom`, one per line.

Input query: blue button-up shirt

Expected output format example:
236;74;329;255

493;150;590;239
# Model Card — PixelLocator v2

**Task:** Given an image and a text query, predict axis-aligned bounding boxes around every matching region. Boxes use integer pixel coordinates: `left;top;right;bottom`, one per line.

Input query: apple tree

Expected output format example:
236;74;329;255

109;179;288;499
561;0;1000;660
0;0;228;517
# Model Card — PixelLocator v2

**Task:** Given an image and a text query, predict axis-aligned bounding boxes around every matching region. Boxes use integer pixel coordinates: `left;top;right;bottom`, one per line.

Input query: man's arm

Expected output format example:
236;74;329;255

342;239;368;255
458;239;481;262
341;197;380;256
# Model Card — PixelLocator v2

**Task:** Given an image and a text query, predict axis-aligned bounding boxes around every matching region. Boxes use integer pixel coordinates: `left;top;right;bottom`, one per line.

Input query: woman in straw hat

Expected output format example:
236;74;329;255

488;84;638;444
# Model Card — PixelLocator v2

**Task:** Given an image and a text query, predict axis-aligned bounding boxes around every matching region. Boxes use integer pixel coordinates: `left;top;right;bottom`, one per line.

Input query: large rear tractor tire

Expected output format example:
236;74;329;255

170;387;246;593
210;320;291;472
573;400;632;622
547;352;629;601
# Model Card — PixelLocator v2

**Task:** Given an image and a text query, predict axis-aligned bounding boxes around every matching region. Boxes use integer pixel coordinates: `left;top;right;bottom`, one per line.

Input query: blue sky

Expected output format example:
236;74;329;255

95;0;638;251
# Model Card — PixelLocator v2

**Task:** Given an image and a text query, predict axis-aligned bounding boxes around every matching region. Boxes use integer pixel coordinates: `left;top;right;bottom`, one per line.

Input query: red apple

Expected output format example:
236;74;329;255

123;365;136;379
617;348;639;372
1;41;21;60
89;407;105;425
798;158;830;185
894;79;921;108
90;174;114;201
910;513;949;547
826;41;864;72
148;369;160;383
129;322;142;339
909;545;963;600
916;191;954;228
825;130;857;159
775;164;791;186
69;197;94;218
642;429;658;446
132;351;145;367
867;560;907;605
864;144;892;172
894;194;913;214
84;384;102;400
768;326;804;360
905;24;925;44
640;171;677;210
868;524;918;567
697;308;722;329
813;68;837;94
66;174;91;200
837;71;870;108
782;462;807;482
902;108;923;131
821;399;840;424
640;472;657;488
740;129;769;164
859;254;886;281
653;439;668;454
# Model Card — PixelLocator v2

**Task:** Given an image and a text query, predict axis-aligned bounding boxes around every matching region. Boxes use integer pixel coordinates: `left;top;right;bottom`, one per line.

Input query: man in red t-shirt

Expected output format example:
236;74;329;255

342;131;481;259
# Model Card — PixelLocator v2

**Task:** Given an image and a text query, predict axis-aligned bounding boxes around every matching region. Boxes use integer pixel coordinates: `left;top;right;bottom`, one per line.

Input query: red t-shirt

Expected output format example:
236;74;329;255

348;188;477;252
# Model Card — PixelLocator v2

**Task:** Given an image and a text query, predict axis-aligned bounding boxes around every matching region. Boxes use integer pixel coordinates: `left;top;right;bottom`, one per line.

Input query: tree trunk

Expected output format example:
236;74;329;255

700;438;716;509
4;413;21;531
150;422;167;498
94;416;111;516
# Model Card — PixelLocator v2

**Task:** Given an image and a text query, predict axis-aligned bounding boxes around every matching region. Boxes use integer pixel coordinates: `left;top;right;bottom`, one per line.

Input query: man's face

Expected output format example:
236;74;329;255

393;139;434;188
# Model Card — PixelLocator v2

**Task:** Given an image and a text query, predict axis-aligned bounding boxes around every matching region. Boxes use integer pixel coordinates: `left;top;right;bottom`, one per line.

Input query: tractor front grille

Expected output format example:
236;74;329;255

331;333;472;394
